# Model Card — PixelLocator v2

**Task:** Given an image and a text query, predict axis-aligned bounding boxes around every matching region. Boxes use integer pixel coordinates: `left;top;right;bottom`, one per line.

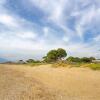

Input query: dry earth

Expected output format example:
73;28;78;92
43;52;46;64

0;64;100;100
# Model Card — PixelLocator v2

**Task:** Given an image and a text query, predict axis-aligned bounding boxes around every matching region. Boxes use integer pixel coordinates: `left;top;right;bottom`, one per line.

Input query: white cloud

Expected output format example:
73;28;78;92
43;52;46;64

75;6;100;38
0;0;100;60
94;34;100;42
17;31;37;39
29;0;68;26
29;0;100;38
0;0;6;4
0;14;19;27
62;36;69;43
43;27;49;37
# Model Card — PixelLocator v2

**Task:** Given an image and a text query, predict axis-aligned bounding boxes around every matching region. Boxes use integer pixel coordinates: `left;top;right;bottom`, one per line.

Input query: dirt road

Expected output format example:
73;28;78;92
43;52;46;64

0;64;100;100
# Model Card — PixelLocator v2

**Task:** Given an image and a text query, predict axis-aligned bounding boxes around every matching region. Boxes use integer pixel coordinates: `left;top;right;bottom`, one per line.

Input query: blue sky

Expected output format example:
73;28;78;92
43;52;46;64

0;0;100;60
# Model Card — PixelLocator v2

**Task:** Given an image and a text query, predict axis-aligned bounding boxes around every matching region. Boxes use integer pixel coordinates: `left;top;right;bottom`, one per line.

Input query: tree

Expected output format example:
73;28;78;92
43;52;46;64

46;50;58;62
81;57;91;62
89;57;96;60
57;48;67;60
67;56;74;62
43;48;67;62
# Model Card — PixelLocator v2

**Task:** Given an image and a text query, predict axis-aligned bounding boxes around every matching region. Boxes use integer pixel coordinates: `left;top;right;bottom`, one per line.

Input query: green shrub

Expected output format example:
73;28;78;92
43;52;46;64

67;57;81;62
67;57;95;63
26;59;41;63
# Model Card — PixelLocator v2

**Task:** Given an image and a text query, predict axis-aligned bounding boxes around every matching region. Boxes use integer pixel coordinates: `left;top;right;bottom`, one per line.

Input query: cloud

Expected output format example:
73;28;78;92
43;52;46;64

0;0;100;60
16;31;37;39
75;6;100;38
0;14;19;27
28;0;100;39
43;27;49;37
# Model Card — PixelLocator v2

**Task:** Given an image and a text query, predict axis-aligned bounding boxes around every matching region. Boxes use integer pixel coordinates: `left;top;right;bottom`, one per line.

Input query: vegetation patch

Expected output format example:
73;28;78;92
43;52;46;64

52;61;70;68
15;48;100;70
52;62;86;68
85;63;100;70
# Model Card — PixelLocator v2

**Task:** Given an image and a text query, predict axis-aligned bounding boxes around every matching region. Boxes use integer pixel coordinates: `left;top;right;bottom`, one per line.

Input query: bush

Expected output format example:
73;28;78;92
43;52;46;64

67;57;95;63
26;59;41;63
67;57;82;62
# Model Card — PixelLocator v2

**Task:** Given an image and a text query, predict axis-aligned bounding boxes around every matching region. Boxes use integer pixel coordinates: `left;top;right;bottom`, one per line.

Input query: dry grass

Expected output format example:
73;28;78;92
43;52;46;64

52;62;100;70
52;62;85;68
0;64;100;100
0;64;57;100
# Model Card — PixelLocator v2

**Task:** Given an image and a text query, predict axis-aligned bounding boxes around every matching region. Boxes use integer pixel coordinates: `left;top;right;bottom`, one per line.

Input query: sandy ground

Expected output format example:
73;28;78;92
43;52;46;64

0;64;100;100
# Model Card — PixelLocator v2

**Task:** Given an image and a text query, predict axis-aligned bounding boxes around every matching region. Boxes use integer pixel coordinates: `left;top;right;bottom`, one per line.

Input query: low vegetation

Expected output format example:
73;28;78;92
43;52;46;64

67;56;95;63
16;48;100;70
85;63;100;70
52;61;85;68
52;62;100;70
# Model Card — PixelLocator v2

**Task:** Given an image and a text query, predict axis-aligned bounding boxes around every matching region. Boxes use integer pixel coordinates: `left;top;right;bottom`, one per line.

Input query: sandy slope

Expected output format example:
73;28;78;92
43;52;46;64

0;64;100;100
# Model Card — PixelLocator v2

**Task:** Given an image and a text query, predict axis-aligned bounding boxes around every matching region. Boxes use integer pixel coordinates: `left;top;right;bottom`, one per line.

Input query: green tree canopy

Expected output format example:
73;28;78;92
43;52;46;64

57;48;67;60
43;48;67;62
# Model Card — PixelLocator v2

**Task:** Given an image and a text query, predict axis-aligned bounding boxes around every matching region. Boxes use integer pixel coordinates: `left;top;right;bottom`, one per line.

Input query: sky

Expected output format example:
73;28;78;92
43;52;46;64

0;0;100;61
